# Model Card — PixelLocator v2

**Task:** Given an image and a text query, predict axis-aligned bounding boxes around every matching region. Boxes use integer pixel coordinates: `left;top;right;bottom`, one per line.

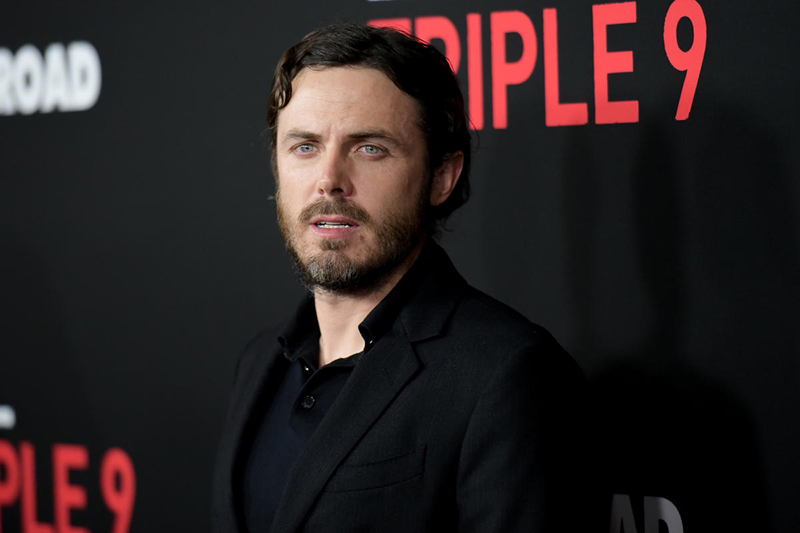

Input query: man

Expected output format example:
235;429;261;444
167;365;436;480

213;22;587;532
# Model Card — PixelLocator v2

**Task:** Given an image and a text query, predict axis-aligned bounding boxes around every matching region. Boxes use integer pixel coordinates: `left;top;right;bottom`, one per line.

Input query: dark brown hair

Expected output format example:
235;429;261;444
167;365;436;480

267;22;471;234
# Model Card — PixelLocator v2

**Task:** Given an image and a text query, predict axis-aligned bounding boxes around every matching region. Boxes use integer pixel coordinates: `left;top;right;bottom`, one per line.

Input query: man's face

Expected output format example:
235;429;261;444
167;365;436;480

275;66;430;293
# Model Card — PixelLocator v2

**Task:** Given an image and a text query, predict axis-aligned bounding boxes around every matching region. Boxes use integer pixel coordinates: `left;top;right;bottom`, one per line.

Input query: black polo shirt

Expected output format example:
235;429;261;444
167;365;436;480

240;252;426;533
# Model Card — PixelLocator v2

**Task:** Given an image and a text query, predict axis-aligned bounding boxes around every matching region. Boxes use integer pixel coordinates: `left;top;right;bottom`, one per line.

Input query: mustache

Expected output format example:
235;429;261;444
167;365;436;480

299;197;371;225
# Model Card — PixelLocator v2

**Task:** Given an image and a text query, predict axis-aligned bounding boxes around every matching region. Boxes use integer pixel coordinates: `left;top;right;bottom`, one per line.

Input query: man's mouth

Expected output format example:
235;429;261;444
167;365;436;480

309;214;360;230
315;221;353;229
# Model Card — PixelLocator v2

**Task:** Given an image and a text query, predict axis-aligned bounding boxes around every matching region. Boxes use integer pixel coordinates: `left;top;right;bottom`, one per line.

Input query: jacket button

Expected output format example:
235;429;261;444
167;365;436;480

301;396;316;409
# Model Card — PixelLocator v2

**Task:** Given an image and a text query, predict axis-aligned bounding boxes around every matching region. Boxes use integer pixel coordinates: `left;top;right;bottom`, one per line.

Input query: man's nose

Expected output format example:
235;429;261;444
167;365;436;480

317;151;352;197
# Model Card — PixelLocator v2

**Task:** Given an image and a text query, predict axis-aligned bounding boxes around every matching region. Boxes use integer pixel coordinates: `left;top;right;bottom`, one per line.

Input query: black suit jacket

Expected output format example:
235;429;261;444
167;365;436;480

213;244;587;532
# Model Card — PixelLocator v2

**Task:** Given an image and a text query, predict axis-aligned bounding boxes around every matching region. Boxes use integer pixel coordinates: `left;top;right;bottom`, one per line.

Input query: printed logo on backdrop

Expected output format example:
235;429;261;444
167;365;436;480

612;494;684;533
0;405;136;533
369;0;706;129
0;41;102;116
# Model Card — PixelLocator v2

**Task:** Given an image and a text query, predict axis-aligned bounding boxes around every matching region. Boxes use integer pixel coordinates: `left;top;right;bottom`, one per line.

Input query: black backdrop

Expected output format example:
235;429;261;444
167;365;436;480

1;1;798;531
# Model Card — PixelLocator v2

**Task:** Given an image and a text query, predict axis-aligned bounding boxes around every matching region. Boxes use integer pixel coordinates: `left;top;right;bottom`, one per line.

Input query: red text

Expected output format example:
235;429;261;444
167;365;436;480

0;440;135;533
370;0;707;129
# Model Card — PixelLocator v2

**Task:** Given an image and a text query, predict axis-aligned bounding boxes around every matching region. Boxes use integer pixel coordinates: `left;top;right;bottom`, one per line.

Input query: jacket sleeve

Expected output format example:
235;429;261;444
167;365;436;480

455;333;591;532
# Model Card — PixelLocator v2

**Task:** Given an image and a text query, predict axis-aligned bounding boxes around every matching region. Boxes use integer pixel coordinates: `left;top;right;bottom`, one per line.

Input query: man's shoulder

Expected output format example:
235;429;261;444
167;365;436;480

450;283;555;347
422;280;581;376
407;244;579;372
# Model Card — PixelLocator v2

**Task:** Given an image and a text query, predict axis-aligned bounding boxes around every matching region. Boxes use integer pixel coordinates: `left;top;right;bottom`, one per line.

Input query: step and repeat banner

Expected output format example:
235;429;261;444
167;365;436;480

1;1;798;531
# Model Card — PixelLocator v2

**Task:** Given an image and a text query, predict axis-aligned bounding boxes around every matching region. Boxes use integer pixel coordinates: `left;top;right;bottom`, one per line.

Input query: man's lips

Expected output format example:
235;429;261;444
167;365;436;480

308;215;360;228
308;215;361;237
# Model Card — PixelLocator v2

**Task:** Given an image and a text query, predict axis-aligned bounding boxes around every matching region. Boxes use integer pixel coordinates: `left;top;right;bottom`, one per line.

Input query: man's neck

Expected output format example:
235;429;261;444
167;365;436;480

314;239;426;367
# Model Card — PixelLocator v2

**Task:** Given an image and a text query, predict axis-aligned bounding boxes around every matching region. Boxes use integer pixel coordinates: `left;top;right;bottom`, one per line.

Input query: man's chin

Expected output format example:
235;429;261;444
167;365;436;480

294;250;399;295
303;260;368;293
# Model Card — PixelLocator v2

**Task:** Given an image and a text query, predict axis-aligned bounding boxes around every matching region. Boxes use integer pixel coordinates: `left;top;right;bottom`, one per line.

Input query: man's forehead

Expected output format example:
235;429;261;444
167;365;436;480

277;66;423;137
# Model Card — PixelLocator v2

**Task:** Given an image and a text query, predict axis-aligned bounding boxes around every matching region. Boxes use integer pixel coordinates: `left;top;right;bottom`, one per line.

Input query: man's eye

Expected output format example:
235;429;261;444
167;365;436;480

359;145;382;155
296;144;315;154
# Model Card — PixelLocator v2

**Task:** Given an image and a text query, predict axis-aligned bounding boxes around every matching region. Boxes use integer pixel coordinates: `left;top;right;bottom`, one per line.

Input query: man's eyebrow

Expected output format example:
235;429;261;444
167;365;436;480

281;129;318;145
346;130;397;142
347;130;408;149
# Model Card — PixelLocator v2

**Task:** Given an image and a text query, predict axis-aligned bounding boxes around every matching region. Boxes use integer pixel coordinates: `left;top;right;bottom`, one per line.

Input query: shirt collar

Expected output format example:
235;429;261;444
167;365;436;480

277;293;319;362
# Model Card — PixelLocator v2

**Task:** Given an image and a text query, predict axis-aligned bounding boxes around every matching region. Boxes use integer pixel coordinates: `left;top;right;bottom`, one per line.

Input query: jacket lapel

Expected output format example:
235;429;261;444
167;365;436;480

269;331;420;532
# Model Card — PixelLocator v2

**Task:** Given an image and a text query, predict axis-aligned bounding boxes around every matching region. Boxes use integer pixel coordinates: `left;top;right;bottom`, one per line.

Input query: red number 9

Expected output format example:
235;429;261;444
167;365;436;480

100;448;136;533
664;0;707;120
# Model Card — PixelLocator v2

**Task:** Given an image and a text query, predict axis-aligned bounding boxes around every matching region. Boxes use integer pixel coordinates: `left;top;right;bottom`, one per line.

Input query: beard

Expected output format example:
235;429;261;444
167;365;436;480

277;188;429;295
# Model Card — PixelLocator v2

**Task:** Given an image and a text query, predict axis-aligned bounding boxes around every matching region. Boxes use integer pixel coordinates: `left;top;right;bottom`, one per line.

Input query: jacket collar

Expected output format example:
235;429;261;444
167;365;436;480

398;241;467;342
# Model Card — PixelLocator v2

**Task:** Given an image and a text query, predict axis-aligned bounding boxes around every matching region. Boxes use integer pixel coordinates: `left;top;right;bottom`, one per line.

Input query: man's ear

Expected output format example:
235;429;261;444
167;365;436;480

430;151;464;207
